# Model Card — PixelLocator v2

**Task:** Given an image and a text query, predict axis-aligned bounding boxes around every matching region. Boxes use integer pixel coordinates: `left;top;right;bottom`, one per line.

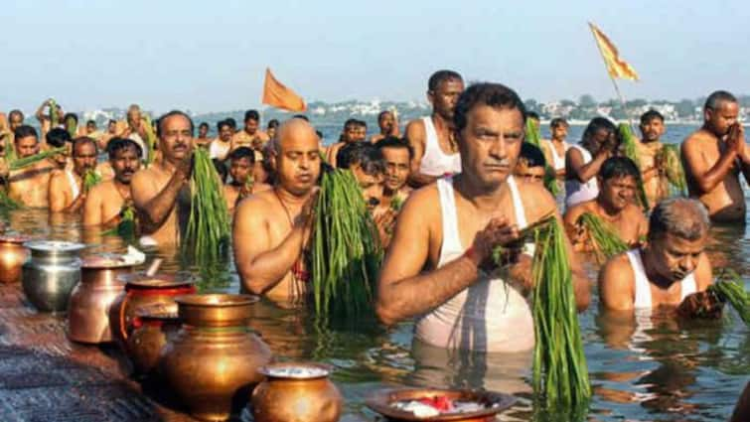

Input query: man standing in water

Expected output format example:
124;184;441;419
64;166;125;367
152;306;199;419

195;122;212;149
48;137;98;213
223;147;270;214
83;138;142;227
130;111;194;247
599;198;718;317
376;83;590;352
370;110;400;144
232;110;270;151
565;117;618;208
210;120;233;161
324;118;360;167
233;118;321;303
542;118;570;179
404;70;464;187
0;125;56;208
637;110;669;207
376;137;413;207
682;91;750;223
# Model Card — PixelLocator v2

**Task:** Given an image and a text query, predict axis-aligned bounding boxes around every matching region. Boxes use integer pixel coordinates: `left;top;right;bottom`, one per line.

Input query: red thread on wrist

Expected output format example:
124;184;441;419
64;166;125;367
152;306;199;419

464;246;479;265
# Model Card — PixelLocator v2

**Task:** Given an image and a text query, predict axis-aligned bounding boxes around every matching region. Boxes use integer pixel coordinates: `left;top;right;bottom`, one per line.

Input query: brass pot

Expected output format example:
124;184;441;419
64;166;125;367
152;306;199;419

109;271;196;349
160;294;273;422
127;303;181;378
67;256;134;344
251;362;342;422
22;240;85;312
0;235;29;284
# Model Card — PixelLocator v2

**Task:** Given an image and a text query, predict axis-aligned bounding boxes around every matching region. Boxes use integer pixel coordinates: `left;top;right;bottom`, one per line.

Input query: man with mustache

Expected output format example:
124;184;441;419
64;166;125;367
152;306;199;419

131;110;194;247
682;91;750;223
324;118;361;167
0;125;57;208
223;146;271;214
210;119;233;161
636;110;669;207
376;136;412;209
376;83;590;352
48;137;99;213
564;157;648;251
233;118;320;303
404;70;464;187
599;198;719;318
370;110;400;144
83;138;142;228
232;109;270;151
565;117;618;208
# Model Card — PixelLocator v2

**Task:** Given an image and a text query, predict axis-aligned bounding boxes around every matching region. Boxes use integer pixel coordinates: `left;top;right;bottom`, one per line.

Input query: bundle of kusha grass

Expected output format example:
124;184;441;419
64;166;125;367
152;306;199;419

708;269;750;325
661;144;687;196
102;205;138;241
530;217;591;409
9;147;66;171
577;212;628;263
0;190;21;210
142;116;157;166
524;119;560;195
49;99;58;128
310;168;382;320
617;123;650;210
83;170;102;191
182;148;231;264
525;118;542;148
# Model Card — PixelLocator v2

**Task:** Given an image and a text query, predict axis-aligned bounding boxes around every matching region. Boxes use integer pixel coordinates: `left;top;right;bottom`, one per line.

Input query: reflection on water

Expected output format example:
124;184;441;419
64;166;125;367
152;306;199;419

2;185;750;421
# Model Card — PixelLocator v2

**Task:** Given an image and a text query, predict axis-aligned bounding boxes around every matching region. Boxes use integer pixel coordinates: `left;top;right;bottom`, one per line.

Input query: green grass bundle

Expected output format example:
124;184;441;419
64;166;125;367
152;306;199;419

531;218;591;409
9;147;66;170
182;148;231;264
102;205;138;241
661;144;687;196
544;165;560;196
49;99;58;128
65;117;77;139
83;170;102;192
0;190;21;210
617;123;649;210
525;119;541;148
310;169;382;320
142;116;157;166
577;213;628;263
708;269;750;325
390;195;405;212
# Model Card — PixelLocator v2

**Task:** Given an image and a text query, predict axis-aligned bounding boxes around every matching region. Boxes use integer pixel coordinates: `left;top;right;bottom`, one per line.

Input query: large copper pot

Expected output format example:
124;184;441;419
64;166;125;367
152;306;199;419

67;256;134;344
22;240;85;312
0;235;29;283
127;303;181;378
160;294;273;422
109;272;196;349
251;362;342;422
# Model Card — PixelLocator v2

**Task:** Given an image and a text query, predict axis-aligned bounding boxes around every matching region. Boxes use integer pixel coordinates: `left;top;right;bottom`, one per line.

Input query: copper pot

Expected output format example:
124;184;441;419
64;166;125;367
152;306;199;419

109;271;196;349
160;294;273;421
67;256;134;344
251;362;342;422
0;235;29;283
127;303;181;378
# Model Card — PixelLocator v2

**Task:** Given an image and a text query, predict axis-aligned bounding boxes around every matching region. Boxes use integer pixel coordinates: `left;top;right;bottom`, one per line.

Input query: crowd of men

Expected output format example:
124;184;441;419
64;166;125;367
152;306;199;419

0;71;748;358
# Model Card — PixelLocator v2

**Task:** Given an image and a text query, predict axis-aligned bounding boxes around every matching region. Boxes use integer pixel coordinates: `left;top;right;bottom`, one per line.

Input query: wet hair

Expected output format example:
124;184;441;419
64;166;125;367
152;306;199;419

704;90;737;111
355;120;367;129
376;136;414;159
292;115;309;122
244;110;260;122
156;110;194;138
640;109;665;125
599;156;640;182
377;110;393;122
13;125;37;142
8;109;24;121
519;143;546;168
581;117;616;147
46;128;72;148
64;113;78;124
198;122;209;130
648;197;710;242
428;69;463;91
454;83;527;133
72;136;98;155
550;117;569;129
108;119;117;126
217;120;232;132
343;118;358;130
527;111;540;121
229;146;255;164
212;158;228;183
336;142;385;175
225;118;237;130
107;137;143;159
267;119;279;129
86;119;96;127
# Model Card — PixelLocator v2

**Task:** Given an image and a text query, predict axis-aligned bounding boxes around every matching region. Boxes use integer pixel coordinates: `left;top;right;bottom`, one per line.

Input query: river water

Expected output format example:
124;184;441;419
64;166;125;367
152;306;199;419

2;123;749;421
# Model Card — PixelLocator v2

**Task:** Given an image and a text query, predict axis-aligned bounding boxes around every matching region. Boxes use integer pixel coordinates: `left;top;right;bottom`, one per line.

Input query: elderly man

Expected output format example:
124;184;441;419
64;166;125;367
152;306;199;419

48;137;98;213
599;198;718;317
682;91;750;223
233;118;321;303
130;110;194;246
376;83;590;352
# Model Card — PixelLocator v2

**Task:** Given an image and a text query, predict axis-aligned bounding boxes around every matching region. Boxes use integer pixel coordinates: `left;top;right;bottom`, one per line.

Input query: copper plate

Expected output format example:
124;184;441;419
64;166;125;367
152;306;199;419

365;388;515;421
118;271;196;288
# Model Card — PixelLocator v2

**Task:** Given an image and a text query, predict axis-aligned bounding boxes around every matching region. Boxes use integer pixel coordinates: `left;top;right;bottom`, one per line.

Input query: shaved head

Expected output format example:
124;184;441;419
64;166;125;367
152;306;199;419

273;118;321;196
275;118;319;154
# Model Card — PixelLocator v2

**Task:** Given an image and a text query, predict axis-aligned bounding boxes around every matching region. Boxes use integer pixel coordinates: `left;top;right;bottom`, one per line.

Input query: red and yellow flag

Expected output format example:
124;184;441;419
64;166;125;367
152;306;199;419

589;22;639;81
262;68;307;112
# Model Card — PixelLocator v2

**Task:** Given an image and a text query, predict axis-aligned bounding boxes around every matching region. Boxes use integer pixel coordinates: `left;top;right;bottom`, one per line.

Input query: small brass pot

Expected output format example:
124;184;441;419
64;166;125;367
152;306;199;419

0;235;29;284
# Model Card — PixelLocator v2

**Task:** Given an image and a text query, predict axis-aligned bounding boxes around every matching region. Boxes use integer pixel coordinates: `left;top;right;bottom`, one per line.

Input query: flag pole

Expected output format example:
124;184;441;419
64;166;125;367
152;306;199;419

588;23;635;129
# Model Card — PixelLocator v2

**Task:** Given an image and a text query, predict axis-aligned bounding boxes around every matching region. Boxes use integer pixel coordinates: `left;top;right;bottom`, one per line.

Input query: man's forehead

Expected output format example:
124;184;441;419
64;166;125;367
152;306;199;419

466;105;524;127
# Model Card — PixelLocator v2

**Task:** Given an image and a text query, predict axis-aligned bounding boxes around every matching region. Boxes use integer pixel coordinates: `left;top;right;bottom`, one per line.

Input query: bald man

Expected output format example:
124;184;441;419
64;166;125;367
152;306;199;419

233;118;321;303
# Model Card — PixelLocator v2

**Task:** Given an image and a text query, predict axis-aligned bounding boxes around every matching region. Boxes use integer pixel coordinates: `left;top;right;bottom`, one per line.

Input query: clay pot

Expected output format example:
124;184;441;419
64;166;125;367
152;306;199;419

67;256;134;344
160;294;273;422
127;303;181;377
109;271;196;349
22;240;85;313
251;362;342;422
0;235;29;283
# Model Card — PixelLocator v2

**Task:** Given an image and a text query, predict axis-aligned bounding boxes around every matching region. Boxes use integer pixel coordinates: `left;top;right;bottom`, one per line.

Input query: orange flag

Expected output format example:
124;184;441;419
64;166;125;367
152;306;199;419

589;22;639;81
262;68;307;112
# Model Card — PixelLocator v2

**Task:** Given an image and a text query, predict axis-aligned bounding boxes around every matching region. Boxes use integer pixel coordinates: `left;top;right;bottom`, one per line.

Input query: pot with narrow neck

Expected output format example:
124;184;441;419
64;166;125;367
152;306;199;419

22;240;85;313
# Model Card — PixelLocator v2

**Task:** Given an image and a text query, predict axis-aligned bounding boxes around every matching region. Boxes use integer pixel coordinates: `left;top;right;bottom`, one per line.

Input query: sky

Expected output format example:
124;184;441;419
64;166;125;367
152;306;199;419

1;0;749;114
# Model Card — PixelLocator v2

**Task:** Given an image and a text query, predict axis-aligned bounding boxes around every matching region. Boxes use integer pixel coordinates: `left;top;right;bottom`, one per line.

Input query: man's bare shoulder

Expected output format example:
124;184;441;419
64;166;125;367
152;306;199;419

516;179;558;220
600;252;634;284
683;128;717;149
88;179;116;198
235;189;277;220
404;118;426;141
564;200;594;221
